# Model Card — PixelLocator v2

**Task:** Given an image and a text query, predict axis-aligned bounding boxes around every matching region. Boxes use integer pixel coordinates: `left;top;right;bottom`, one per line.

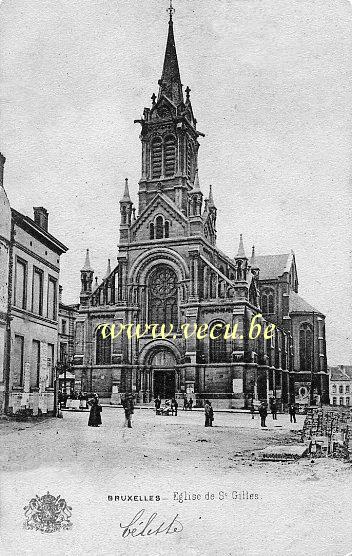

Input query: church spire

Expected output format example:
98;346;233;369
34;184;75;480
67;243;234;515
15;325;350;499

121;177;131;202
158;3;183;105
81;248;93;272
236;234;246;259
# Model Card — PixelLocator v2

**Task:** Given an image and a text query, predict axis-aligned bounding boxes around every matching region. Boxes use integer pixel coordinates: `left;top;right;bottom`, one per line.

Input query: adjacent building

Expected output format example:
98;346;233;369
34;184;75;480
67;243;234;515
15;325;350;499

0;154;68;415
329;366;352;407
73;13;329;408
253;253;329;406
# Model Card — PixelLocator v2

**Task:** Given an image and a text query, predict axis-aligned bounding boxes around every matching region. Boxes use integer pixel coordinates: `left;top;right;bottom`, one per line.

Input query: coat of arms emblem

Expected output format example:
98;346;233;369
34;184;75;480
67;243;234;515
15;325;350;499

24;492;72;533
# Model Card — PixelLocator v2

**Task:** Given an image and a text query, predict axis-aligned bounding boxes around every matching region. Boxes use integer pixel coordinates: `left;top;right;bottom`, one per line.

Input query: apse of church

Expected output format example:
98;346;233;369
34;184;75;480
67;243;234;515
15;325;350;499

73;12;328;408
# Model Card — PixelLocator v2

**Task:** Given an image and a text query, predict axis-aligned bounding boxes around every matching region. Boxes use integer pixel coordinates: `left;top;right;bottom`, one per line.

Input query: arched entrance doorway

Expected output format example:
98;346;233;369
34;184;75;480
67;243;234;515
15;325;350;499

149;349;177;399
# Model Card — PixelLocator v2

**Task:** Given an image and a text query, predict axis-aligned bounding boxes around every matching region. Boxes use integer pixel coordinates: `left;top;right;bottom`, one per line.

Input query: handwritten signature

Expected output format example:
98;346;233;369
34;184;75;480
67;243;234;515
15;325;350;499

120;509;183;538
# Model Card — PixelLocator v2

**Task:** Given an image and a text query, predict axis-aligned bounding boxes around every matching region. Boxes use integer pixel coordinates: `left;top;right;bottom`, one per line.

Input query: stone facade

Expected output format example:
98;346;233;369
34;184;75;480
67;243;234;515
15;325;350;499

0;161;68;416
73;15;328;409
0;154;11;413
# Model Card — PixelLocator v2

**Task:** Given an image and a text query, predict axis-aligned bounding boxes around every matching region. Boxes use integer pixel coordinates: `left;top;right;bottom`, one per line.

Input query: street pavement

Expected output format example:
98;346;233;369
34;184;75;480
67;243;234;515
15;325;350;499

0;409;351;555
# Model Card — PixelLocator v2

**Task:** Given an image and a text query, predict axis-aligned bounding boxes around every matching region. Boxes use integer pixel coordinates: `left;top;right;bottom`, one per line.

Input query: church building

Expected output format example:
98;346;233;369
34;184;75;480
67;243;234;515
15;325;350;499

73;12;329;408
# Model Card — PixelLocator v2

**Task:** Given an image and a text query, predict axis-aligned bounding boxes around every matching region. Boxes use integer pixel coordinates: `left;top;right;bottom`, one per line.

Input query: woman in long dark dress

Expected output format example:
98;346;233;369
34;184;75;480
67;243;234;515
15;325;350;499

88;394;102;427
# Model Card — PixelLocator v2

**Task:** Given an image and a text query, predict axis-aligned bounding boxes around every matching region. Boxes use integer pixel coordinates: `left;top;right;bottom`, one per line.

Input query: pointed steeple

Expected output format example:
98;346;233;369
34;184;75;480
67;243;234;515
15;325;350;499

81;248;93;272
104;258;112;279
93;276;99;292
191;168;201;192
121;178;131;202
158;9;183;105
236;234;246;259
250;245;255;264
208;184;215;207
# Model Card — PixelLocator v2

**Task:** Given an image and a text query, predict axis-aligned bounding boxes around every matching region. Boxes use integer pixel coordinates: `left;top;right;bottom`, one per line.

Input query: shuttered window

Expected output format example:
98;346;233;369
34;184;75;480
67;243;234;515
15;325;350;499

15;259;27;309
151;137;162;178
32;268;43;315
30;340;40;388
164;135;176;177
47;276;57;320
13;335;24;386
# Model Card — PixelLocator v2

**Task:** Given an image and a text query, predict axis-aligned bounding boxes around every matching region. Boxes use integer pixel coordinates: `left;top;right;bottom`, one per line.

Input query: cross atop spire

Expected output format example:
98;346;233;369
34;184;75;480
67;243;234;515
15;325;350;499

158;4;183;105
167;0;175;21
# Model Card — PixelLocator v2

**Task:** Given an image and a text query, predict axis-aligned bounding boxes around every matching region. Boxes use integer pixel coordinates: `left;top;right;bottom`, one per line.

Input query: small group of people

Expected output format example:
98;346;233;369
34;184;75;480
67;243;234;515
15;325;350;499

58;390;88;410
183;396;193;411
154;396;178;416
250;399;298;427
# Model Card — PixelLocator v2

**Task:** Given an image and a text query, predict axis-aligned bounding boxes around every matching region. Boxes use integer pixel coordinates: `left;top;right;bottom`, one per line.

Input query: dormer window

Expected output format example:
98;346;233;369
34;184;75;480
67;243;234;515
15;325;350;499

149;215;171;240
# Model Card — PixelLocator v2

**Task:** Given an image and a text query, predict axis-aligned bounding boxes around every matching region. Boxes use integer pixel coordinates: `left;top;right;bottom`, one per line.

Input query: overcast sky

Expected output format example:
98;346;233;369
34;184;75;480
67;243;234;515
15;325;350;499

1;0;351;364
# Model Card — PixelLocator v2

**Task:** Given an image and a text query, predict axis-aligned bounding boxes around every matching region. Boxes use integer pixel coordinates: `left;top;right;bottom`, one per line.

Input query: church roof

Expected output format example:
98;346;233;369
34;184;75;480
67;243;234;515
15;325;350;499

158;15;183;105
289;290;322;315
252;253;292;279
329;366;352;381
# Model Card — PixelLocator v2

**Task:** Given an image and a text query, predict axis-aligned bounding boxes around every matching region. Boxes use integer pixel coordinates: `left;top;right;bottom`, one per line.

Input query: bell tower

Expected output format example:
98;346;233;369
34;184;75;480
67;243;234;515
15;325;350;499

135;6;204;215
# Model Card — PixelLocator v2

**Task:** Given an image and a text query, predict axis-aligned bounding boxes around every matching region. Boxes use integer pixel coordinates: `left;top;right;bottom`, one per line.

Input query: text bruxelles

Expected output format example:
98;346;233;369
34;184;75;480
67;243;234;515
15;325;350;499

97;314;275;341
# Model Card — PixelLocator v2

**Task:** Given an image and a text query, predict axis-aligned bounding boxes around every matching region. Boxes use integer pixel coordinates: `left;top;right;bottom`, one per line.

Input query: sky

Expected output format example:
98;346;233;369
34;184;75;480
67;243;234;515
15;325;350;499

1;0;351;364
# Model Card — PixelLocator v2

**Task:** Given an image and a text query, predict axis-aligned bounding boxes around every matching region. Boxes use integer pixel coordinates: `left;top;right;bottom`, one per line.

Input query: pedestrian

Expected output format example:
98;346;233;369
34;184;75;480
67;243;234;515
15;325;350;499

250;401;255;420
188;397;193;411
171;398;178;416
183;396;188;411
154;395;161;412
123;394;134;428
204;400;211;426
271;398;278;420
88;393;102;427
289;403;296;423
258;402;267;428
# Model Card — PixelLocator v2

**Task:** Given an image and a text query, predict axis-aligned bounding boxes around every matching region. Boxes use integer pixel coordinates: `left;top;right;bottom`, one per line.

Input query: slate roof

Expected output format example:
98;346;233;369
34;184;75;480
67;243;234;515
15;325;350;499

289;290;322;315
329;367;352;381
252;253;291;280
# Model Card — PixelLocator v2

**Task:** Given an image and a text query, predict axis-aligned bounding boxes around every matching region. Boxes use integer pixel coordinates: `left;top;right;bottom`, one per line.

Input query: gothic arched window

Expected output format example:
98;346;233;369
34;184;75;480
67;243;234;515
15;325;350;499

164;135;176;177
148;265;178;327
209;321;227;363
96;326;111;365
299;322;313;372
151;137;162;179
262;289;275;314
155;216;164;239
149;222;154;240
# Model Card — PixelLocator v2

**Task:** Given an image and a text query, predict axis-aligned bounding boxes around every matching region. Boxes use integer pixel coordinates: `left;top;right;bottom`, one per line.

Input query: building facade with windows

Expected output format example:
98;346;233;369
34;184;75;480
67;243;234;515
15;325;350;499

252;254;329;406
0;154;11;414
329;366;352;407
73;14;328;408
0;159;68;415
58;285;78;364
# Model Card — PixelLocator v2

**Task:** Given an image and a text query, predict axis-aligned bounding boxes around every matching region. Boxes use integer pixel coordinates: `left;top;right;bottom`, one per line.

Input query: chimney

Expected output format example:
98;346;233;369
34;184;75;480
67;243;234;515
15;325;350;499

33;207;48;231
0;153;5;189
